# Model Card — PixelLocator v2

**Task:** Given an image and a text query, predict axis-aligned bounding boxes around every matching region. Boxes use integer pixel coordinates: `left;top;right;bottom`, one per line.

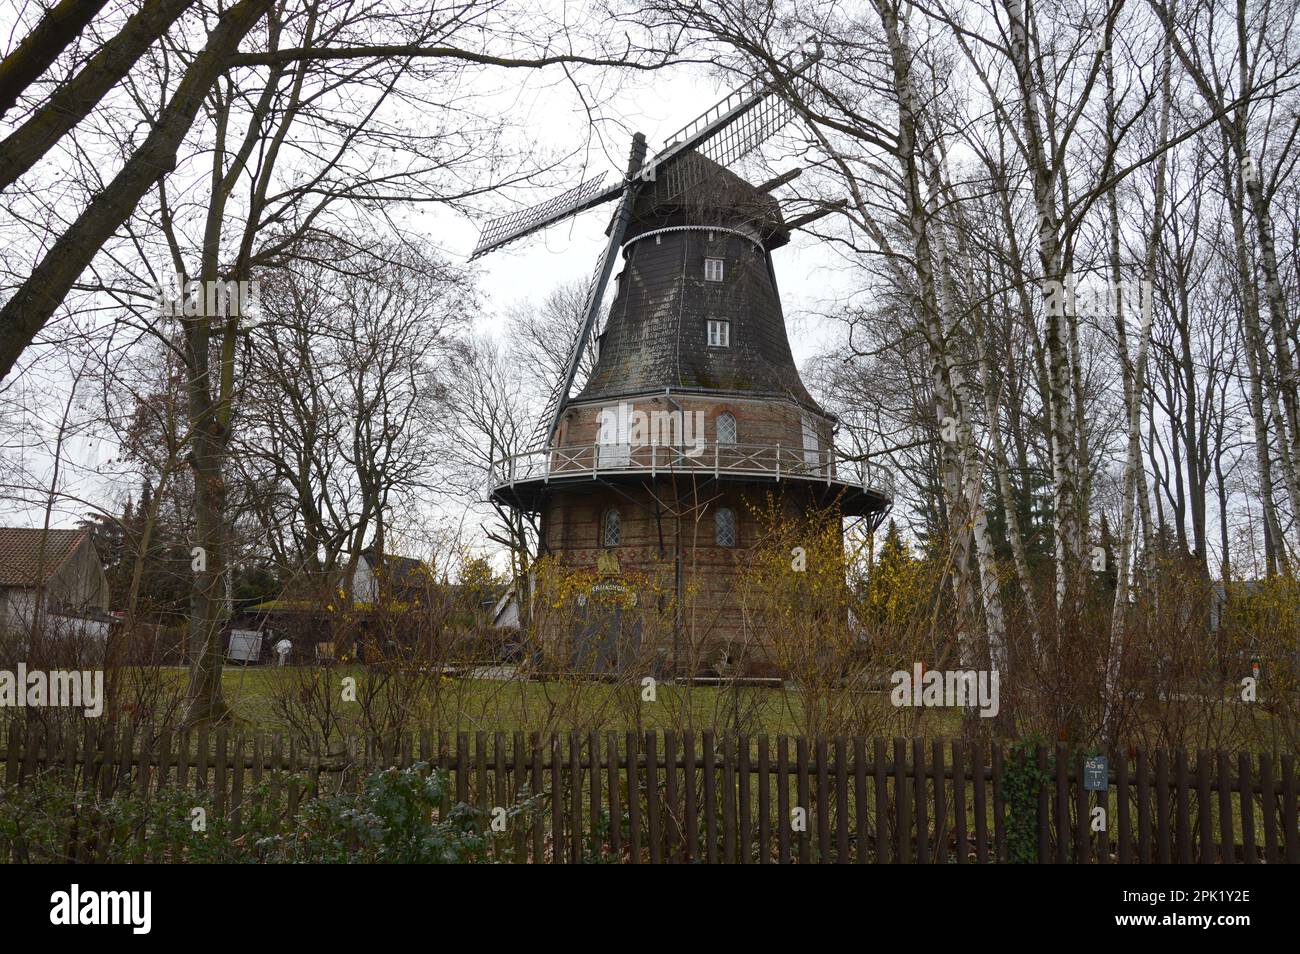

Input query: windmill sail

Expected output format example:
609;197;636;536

529;134;648;450
527;250;613;449
470;45;821;263
470;174;623;260
650;45;821;203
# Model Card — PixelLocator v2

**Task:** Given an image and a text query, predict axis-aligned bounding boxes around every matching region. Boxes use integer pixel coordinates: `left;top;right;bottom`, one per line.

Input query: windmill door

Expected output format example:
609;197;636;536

597;403;632;467
573;582;641;673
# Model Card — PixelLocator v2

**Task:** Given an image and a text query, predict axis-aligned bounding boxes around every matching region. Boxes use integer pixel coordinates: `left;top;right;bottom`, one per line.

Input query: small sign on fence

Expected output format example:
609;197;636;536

1083;755;1109;791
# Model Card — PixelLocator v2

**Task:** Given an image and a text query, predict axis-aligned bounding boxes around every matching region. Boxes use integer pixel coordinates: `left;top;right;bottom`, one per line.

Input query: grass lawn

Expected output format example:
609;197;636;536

106;665;1285;753
200;665;968;740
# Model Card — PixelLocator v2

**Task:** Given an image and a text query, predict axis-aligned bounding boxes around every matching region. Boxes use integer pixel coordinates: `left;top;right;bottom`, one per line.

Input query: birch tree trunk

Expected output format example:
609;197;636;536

1002;0;1084;618
1105;34;1169;738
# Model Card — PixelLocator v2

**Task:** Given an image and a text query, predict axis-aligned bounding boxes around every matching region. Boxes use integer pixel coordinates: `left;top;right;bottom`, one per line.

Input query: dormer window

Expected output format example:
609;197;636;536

704;258;724;282
707;319;730;348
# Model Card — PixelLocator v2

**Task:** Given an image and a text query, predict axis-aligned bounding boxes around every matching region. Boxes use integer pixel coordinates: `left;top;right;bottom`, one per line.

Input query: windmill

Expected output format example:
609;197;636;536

470;44;824;453
479;44;892;677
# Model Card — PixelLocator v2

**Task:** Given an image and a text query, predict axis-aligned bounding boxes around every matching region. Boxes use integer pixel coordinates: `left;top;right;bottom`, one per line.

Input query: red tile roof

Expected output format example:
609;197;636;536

0;527;89;588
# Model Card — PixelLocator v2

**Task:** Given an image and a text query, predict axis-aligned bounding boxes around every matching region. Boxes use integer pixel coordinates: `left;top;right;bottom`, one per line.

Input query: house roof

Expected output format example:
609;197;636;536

358;547;429;586
492;586;520;627
0;527;91;588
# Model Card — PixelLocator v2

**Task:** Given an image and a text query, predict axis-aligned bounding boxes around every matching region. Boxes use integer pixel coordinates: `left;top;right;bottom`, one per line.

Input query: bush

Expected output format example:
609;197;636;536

0;762;534;864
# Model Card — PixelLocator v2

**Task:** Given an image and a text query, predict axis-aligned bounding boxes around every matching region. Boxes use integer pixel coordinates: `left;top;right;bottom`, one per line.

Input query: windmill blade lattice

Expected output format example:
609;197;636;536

470;173;621;259
526;134;649;451
527;253;610;450
652;47;821;203
469;45;820;262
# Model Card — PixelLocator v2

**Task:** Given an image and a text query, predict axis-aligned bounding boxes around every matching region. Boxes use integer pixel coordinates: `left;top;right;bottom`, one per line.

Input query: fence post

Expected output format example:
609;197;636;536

816;736;830;862
513;731;528;864
893;738;910;864
1155;749;1171;863
913;737;928;864
1197;749;1213;864
1217;750;1234;864
1074;750;1090;864
796;736;811;864
1116;748;1130;863
702;730;717;863
777;735;790;864
1175;749;1192;863
645;731;662;864
626;730;641;864
549;733;562;864
952;740;966;864
1054;743;1069;863
568;732;582;864
836;737;850;864
853;737;868;865
606;731;621;862
974;740;989;864
1260;754;1278;862
683;731;698;862
992;742;1006;862
874;738;887;863
931;740;946;864
664;731;680;863
1239;752;1256;864
758;733;771;864
1034;745;1048;864
736;734;750;864
1283;753;1298;864
722;734;736;863
530;731;544;863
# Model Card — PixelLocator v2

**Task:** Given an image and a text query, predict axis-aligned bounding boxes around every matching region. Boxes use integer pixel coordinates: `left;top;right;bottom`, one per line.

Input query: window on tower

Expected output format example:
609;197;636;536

716;412;737;445
602;509;621;547
715;507;737;547
704;258;724;282
707;319;730;348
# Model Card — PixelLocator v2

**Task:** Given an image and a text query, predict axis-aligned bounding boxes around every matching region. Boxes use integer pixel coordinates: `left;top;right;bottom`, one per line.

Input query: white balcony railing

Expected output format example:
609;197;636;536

489;442;894;500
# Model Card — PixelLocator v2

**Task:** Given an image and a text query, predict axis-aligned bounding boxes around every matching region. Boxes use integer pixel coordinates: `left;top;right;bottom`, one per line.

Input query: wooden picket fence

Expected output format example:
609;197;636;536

3;722;1298;863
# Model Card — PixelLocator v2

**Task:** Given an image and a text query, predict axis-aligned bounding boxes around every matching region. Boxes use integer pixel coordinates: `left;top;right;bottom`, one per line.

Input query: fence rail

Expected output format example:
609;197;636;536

2;724;1297;863
488;441;895;500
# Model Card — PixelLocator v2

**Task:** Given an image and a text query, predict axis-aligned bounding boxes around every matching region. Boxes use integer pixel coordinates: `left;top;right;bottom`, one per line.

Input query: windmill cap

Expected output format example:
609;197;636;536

627;151;789;249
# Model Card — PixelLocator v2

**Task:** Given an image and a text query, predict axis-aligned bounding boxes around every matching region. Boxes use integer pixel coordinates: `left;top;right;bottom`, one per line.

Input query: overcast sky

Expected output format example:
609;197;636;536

0;40;858;549
437;58;855;347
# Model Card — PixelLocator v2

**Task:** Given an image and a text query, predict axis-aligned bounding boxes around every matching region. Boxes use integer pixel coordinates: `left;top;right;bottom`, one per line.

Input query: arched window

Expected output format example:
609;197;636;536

715;507;737;548
716;411;737;445
602;509;621;547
